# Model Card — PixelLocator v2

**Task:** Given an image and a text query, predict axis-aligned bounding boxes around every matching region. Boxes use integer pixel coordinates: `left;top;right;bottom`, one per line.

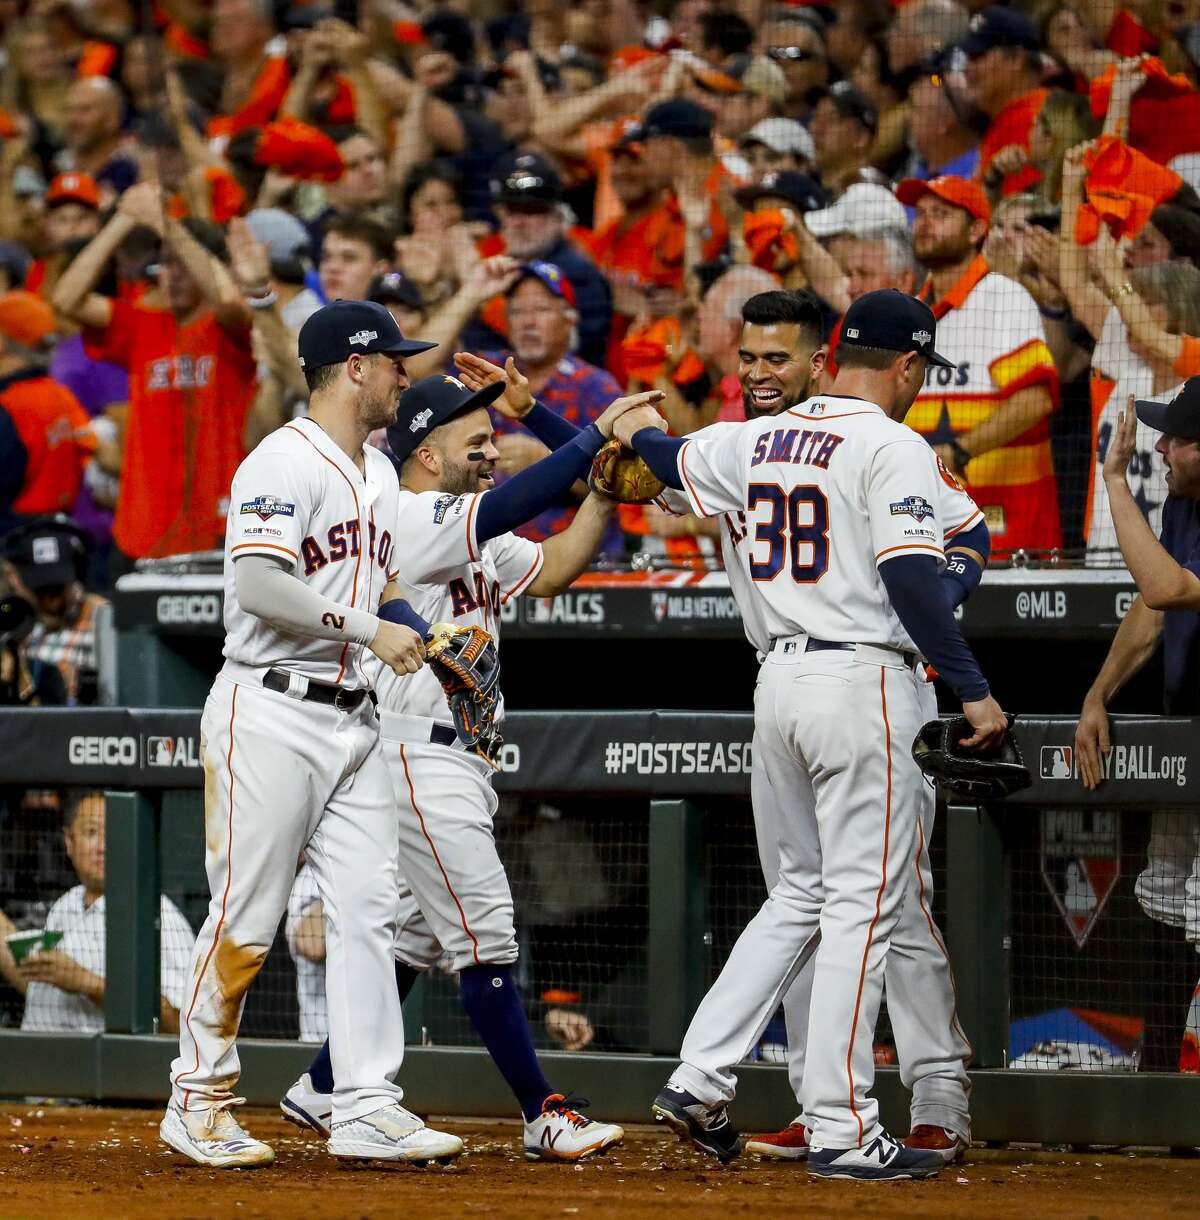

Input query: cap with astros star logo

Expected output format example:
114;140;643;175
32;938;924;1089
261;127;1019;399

387;373;507;463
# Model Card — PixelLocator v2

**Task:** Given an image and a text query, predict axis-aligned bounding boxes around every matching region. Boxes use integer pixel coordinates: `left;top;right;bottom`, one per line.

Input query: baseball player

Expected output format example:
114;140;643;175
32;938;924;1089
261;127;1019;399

617;288;1007;1180
281;366;664;1160
162;301;464;1169
480;288;984;1164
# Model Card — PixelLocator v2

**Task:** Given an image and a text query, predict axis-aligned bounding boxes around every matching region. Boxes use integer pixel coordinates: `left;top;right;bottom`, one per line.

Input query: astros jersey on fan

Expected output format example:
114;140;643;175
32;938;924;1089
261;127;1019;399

675;396;966;650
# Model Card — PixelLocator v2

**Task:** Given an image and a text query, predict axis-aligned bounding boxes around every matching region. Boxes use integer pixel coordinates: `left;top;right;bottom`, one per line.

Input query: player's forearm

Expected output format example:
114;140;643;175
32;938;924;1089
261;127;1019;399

235;555;379;645
1106;477;1200;610
941;518;990;608
528;494;615;596
1086;594;1163;705
521;402;583;451
960;385;1053;458
51;213;135;319
630;427;686;490
377;594;432;637
474;425;606;544
879;554;989;701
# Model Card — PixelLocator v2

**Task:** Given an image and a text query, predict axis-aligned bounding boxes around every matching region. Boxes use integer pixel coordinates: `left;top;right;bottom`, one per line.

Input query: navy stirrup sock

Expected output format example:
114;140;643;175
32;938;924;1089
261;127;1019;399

307;959;422;1094
459;964;553;1122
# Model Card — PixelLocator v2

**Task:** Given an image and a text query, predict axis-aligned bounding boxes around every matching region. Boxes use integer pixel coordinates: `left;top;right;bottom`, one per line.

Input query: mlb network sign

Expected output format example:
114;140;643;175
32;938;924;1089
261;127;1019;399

1040;744;1187;788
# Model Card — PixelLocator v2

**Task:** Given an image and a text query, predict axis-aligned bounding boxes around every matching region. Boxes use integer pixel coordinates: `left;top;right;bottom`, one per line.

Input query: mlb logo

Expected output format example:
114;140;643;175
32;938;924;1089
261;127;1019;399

651;592;669;623
1041;746;1073;780
146;737;173;766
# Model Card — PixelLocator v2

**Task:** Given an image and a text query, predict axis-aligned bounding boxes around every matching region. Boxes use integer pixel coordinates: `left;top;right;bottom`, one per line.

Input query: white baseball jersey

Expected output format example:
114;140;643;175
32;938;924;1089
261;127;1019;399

666;441;982;655
674;395;969;652
370;488;544;721
222;417;401;689
22;887;194;1033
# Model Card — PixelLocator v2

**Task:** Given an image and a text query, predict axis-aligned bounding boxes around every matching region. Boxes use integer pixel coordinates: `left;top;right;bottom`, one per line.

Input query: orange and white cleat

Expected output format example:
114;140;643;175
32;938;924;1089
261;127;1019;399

523;1093;624;1161
905;1124;969;1164
745;1120;809;1160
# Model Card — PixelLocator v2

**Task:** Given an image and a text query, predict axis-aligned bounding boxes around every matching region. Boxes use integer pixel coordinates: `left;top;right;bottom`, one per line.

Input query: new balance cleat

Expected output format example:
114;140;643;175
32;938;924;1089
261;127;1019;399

651;1084;740;1163
327;1103;464;1164
745;1120;809;1160
159;1098;275;1168
523;1093;624;1161
280;1072;333;1138
808;1129;943;1180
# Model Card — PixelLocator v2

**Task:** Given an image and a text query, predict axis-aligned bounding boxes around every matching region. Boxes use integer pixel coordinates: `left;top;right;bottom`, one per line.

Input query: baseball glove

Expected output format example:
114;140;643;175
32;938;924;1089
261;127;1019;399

589;439;666;506
425;623;502;765
911;715;1032;801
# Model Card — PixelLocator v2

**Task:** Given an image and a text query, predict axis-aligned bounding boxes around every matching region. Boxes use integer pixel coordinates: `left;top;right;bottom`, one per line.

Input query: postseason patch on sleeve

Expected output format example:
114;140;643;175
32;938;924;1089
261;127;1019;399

240;494;296;521
432;494;465;525
889;495;934;522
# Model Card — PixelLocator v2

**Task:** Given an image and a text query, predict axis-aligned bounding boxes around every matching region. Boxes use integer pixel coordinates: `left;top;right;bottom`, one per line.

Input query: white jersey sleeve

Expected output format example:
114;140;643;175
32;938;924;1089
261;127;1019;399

933;455;984;541
675;422;751;517
394;491;485;584
867;439;947;566
488;530;544;602
227;445;314;569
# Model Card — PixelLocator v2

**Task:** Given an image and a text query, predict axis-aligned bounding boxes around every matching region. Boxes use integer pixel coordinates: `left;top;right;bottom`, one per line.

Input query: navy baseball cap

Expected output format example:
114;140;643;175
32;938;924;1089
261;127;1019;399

961;6;1040;57
816;80;877;134
1135;378;1200;440
297;299;436;371
839;289;954;368
387;374;506;463
735;170;828;214
507;260;577;306
624;98;714;144
491;152;563;207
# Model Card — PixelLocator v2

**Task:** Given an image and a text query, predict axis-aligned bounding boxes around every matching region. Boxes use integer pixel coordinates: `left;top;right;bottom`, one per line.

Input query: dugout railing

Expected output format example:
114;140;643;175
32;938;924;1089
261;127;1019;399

0;707;1197;1147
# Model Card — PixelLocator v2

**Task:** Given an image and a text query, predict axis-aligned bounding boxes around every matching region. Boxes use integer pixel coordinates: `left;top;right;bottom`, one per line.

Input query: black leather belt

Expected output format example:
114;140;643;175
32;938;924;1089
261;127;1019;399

771;637;918;669
263;668;372;711
429;724;458;747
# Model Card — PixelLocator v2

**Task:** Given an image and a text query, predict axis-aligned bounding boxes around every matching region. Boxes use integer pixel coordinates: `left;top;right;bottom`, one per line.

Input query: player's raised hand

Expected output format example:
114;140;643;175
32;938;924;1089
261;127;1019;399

958;694;1008;751
1075;693;1111;789
369;620;425;676
454;351;533;418
598;390;667;442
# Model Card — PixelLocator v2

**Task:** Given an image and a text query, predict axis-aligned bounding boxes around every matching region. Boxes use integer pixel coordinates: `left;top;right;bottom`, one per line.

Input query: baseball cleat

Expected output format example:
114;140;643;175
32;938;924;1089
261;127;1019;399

905;1124;969;1164
808;1129;943;1180
523;1093;624;1161
327;1103;464;1164
651;1084;740;1163
159;1099;275;1168
745;1120;810;1160
280;1073;333;1138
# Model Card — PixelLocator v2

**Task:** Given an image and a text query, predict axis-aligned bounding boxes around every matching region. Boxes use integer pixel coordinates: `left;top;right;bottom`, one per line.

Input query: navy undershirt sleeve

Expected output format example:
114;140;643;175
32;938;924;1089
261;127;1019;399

940;518;990;609
377;597;432;638
519;401;581;452
474;424;605;544
879;554;989;702
629;427;686;490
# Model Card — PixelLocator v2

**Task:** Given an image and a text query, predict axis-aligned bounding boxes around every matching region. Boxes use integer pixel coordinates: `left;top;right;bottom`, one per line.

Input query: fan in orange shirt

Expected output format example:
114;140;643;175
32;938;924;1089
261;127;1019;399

51;183;255;566
963;7;1048;198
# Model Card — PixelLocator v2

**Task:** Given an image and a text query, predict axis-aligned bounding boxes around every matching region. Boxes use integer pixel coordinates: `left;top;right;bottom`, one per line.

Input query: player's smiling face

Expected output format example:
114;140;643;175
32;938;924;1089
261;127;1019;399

738;322;823;418
435;408;500;495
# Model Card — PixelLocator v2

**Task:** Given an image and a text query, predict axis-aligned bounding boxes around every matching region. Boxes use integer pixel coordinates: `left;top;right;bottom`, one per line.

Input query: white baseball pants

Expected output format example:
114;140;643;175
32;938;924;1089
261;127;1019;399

758;676;971;1140
670;643;933;1150
380;713;519;973
170;674;407;1124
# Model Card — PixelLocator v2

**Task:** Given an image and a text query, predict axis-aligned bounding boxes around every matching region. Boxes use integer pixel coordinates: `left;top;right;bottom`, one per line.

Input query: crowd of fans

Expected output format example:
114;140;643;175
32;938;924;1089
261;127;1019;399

2;0;1200;614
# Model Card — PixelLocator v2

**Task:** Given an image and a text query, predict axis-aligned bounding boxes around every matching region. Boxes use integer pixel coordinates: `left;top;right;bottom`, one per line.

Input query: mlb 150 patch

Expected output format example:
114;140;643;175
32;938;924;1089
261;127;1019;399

241;495;296;521
889;495;934;522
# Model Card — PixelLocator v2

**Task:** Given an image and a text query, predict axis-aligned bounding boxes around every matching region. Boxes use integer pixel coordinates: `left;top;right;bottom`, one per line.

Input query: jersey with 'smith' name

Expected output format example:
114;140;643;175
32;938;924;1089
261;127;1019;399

221;417;401;689
367;486;544;723
674;394;966;652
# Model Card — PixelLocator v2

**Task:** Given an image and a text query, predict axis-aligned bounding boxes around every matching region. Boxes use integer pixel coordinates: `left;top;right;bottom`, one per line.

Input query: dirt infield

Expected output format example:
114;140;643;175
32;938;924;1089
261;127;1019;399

0;1103;1194;1220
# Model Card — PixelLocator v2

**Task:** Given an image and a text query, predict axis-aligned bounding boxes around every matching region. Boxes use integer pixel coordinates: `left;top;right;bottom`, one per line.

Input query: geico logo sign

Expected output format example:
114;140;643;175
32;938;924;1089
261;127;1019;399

1015;589;1066;619
68;735;138;766
157;594;222;624
495;743;521;772
527;593;604;624
1115;591;1135;619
